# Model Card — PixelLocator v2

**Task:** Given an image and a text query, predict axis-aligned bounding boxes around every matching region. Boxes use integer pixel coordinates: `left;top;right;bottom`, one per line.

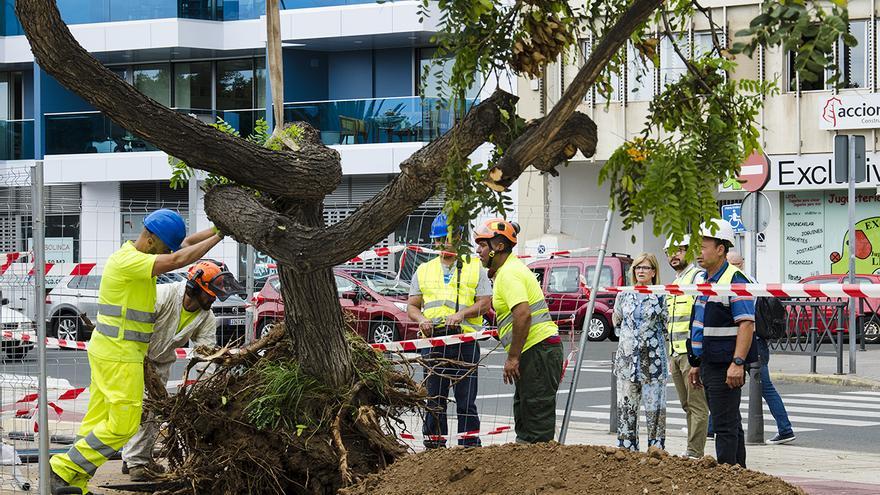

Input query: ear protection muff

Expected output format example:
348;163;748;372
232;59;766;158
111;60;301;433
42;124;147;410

186;269;204;293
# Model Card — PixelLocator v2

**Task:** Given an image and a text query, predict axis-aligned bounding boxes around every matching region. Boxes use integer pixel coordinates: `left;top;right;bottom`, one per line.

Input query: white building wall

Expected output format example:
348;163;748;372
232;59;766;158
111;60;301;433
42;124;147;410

80;181;120;266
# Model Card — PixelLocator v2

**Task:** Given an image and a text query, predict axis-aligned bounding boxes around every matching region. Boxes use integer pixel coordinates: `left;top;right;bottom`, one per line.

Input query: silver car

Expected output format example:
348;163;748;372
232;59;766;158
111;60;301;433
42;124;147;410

45;272;246;344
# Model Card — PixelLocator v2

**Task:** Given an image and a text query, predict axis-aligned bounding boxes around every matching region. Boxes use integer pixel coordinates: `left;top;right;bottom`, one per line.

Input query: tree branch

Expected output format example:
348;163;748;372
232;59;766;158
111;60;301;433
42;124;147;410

15;0;341;199
487;0;663;185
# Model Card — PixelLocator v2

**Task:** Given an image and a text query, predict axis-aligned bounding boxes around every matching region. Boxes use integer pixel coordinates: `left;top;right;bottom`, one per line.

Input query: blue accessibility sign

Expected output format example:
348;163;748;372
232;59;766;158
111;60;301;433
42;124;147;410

721;204;745;234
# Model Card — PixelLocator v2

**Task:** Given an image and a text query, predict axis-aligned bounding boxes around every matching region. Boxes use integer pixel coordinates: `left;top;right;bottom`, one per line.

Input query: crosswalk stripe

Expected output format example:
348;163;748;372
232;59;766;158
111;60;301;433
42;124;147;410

666;400;878;419
776;398;880;410
842;391;880;398
476;386;609;400
600;402;878;427
791;393;880;403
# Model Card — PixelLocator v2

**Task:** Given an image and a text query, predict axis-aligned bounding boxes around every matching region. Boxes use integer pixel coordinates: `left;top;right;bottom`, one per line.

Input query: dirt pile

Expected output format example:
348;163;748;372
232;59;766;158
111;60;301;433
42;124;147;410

341;443;805;495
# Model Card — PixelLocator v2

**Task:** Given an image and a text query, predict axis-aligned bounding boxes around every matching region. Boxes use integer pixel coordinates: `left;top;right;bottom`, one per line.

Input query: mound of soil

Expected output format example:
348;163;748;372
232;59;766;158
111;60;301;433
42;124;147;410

341;443;805;495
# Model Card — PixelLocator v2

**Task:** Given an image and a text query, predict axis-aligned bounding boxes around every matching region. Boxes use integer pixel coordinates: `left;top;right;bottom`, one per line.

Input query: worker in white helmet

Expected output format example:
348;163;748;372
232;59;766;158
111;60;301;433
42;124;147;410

686;219;757;468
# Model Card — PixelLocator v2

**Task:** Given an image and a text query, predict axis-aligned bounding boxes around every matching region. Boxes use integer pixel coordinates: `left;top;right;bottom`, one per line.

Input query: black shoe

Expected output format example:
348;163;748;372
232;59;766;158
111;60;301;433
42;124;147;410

49;472;82;494
121;461;129;475
423;441;447;450
766;432;796;445
707;432;715;440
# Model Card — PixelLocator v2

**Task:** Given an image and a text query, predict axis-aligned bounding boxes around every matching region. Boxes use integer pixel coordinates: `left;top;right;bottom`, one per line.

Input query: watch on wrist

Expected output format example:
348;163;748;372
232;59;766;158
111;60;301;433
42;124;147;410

733;357;745;366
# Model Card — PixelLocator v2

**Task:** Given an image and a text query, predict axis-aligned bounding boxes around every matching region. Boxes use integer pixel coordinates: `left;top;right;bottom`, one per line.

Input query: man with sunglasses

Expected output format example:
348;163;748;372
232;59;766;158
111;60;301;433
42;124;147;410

49;209;223;495
121;259;245;481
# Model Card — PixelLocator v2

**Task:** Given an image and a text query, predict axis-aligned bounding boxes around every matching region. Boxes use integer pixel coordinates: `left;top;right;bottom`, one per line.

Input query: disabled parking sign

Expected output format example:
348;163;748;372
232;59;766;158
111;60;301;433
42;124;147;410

721;203;745;233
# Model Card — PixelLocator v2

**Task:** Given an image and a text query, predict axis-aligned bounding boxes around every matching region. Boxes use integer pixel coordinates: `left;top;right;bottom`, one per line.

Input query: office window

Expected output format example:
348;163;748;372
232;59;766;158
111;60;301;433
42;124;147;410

174;62;213;110
216;59;255;110
693;32;715;58
418;47;479;100
659;34;687;89
627;42;654;101
133;64;171;106
255;57;267;109
839;20;867;89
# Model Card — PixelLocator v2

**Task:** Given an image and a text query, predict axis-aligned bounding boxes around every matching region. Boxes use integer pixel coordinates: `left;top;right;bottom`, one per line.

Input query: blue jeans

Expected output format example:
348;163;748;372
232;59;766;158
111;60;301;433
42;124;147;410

421;341;481;447
758;339;793;436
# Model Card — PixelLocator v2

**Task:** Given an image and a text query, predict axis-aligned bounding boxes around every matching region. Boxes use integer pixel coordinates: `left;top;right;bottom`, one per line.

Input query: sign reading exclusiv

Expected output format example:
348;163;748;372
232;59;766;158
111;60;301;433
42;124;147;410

819;93;880;130
721;152;880;192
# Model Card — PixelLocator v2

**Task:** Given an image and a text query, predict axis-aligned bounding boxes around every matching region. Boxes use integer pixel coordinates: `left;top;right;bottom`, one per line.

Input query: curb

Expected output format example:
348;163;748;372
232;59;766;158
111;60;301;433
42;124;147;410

770;372;880;390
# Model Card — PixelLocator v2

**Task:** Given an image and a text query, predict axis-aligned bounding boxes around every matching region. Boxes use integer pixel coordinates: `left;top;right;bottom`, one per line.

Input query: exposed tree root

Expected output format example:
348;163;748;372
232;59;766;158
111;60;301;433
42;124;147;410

144;326;426;495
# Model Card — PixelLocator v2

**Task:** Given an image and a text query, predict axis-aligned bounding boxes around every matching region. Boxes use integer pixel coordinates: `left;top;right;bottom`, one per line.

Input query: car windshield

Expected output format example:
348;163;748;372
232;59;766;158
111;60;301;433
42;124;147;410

345;271;410;296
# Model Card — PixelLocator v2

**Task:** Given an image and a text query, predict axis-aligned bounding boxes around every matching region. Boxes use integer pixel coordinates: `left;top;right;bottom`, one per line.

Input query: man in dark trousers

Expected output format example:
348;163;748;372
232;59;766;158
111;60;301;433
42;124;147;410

687;219;758;467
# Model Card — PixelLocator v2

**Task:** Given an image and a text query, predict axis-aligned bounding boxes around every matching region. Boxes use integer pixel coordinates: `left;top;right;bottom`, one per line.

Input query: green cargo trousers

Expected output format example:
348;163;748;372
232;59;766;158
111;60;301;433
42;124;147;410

513;341;564;443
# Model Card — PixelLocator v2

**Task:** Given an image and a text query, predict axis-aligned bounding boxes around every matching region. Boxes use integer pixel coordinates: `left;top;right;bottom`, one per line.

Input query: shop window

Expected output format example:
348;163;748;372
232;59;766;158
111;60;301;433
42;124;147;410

134;64;171;107
174;62;213;112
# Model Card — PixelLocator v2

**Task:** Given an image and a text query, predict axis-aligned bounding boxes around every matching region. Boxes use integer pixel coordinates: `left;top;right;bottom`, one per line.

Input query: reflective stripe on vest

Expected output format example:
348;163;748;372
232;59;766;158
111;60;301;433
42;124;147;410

418;258;483;332
496;300;550;331
703;326;740;337
499;311;554;348
95;322;152;343
99;303;157;323
666;266;700;354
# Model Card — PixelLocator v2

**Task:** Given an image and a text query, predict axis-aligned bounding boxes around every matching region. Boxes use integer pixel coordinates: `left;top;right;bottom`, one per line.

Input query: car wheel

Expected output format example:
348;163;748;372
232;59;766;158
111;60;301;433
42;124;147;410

369;318;399;344
860;316;880;344
258;319;278;339
585;315;610;341
52;313;80;341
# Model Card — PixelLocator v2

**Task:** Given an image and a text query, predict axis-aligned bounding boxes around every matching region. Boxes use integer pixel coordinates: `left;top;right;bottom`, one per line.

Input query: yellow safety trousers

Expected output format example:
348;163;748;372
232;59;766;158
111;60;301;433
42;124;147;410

50;352;144;494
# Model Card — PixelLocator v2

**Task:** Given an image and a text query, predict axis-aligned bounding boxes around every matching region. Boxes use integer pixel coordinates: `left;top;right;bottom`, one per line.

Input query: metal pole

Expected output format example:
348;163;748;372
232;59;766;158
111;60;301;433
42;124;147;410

745;362;763;444
244;244;256;343
32;161;50;495
848;137;857;374
188;172;199;233
558;206;613;444
751;198;758;282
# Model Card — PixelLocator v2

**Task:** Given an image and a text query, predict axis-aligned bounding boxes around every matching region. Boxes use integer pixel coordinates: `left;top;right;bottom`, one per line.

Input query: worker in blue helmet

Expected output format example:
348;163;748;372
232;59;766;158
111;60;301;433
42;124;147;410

407;212;491;448
49;208;225;495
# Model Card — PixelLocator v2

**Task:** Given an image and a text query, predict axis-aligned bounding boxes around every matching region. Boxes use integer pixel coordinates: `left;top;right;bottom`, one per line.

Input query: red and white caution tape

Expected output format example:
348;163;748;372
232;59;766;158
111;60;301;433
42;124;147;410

369;329;498;352
0;251;28;275
0;262;97;280
399;425;511;441
347;244;600;265
602;283;880;299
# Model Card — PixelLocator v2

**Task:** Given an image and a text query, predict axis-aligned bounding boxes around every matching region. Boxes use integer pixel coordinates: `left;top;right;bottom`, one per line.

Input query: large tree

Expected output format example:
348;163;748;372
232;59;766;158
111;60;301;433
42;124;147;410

15;0;851;491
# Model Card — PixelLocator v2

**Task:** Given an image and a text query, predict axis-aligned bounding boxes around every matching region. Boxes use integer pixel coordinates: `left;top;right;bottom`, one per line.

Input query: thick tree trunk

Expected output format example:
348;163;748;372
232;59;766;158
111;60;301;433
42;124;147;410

277;200;353;387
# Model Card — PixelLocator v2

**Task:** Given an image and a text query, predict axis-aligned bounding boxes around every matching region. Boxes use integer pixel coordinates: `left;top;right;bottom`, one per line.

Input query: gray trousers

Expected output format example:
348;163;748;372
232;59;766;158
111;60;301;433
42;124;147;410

121;360;172;467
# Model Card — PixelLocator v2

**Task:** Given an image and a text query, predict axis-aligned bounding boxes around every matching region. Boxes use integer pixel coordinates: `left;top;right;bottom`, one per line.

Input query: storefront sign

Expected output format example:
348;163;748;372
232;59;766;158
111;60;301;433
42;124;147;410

819;93;880;130
782;191;880;281
27;237;74;264
722;152;880;192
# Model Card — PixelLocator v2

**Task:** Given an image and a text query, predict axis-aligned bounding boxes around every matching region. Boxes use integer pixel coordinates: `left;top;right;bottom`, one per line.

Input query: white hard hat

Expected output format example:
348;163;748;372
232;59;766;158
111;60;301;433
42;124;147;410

664;234;691;250
699;218;736;244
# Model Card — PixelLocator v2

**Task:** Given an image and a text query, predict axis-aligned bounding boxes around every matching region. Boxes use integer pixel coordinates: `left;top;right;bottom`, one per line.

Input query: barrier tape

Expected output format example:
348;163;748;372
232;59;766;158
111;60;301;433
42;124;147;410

400;425;512;441
347;245;599;265
602;283;880;299
369;329;498;352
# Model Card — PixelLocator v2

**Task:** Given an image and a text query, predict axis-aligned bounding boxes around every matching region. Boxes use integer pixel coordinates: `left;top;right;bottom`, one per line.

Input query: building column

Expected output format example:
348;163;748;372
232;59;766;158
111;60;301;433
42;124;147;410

80;182;120;265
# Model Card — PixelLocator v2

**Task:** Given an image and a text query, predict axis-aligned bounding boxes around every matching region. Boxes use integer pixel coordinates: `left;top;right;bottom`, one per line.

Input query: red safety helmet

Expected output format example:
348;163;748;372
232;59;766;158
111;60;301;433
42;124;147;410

474;218;519;246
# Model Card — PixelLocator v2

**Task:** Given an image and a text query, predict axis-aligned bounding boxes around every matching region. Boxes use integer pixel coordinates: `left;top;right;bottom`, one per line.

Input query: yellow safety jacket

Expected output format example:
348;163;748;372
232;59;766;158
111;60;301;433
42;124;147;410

666;264;701;355
89;242;158;363
492;255;558;353
417;257;483;333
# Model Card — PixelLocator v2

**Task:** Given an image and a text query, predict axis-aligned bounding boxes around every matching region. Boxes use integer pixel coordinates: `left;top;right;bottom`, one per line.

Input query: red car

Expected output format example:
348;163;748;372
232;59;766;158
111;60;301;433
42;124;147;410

253;269;419;343
797;274;880;344
526;254;633;341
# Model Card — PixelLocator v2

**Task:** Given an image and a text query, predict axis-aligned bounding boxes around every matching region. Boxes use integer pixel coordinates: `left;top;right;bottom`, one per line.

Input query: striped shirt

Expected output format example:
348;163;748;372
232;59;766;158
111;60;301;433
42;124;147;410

690;261;755;358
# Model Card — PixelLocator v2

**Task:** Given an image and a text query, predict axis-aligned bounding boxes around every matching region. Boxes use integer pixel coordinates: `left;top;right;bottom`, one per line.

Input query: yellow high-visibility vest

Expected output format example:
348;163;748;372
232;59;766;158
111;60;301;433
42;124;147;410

666;265;700;355
417;257;483;333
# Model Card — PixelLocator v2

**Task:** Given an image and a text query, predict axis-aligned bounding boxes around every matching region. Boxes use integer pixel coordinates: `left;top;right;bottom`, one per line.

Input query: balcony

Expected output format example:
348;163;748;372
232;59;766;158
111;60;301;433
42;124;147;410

0;119;34;160
44;109;266;155
42;97;470;155
283;96;468;145
1;0;386;35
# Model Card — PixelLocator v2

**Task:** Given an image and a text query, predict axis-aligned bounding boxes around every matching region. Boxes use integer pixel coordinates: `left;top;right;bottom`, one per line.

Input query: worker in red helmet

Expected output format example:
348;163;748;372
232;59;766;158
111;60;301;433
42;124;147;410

121;259;244;482
474;218;563;443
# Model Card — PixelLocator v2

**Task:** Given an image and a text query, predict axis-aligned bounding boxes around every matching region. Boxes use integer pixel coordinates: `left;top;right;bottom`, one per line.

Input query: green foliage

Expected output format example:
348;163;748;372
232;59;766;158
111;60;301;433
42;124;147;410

599;56;778;255
731;0;852;89
245;359;333;432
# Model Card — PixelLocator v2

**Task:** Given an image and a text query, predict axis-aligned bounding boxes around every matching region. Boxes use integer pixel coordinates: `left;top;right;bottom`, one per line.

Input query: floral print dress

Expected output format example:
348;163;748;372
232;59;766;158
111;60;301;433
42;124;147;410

612;292;669;451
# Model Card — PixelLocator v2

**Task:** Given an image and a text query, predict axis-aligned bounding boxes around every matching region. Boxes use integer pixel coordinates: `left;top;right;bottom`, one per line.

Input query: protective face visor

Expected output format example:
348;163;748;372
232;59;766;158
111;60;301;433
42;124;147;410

196;270;247;301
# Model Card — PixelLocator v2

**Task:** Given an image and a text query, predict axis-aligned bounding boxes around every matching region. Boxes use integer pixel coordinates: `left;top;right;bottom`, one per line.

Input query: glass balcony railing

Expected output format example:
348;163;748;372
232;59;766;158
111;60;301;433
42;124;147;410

0;119;35;160
283;96;470;146
44;109;265;155
2;0;386;34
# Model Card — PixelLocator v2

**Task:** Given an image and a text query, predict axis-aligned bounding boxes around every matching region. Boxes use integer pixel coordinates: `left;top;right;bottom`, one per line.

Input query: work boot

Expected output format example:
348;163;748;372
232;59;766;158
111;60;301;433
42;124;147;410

129;465;158;482
121;461;129;475
48;471;79;495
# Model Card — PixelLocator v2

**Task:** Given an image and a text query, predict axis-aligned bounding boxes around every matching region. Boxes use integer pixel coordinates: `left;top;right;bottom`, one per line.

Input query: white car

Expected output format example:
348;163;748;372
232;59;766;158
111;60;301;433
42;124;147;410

1;304;35;360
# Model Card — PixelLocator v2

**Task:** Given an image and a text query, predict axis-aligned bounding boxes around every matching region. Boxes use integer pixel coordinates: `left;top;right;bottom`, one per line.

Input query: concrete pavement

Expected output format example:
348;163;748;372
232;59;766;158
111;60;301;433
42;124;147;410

769;346;880;389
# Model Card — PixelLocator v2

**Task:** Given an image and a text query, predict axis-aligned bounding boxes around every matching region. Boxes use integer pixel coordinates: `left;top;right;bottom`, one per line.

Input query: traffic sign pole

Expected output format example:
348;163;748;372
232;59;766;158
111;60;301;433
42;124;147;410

848;137;857;374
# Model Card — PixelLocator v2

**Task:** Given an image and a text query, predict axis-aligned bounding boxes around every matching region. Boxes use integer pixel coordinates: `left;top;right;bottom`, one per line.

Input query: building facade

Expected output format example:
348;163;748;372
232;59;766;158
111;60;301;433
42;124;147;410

1;0;497;274
517;0;880;283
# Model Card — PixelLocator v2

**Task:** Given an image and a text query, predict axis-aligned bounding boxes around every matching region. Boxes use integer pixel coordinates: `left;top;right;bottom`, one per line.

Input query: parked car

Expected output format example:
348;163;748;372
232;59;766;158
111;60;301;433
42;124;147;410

0;303;35;360
46;269;247;346
797;274;880;344
253;269;419;344
526;254;633;341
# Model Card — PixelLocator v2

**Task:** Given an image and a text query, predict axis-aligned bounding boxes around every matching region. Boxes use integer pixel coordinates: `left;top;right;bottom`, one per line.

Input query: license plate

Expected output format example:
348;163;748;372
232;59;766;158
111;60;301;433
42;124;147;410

229;318;245;326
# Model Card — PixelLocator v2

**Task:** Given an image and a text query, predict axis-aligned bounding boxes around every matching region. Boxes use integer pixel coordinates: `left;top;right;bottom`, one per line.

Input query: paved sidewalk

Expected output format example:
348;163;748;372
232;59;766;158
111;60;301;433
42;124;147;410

768;346;880;388
561;421;880;494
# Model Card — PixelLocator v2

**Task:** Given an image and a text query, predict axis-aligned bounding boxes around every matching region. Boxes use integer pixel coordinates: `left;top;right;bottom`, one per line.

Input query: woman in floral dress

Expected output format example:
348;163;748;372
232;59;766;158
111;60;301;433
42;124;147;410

612;253;668;451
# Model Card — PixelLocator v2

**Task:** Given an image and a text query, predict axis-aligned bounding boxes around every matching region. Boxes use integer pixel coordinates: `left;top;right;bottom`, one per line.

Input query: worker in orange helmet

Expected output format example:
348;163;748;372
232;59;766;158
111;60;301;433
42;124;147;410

474;218;563;443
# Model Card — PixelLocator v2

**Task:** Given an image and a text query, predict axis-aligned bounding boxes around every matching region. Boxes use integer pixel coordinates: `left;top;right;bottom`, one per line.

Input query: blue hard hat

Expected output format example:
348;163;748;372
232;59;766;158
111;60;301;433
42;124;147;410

430;213;450;239
143;209;186;252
